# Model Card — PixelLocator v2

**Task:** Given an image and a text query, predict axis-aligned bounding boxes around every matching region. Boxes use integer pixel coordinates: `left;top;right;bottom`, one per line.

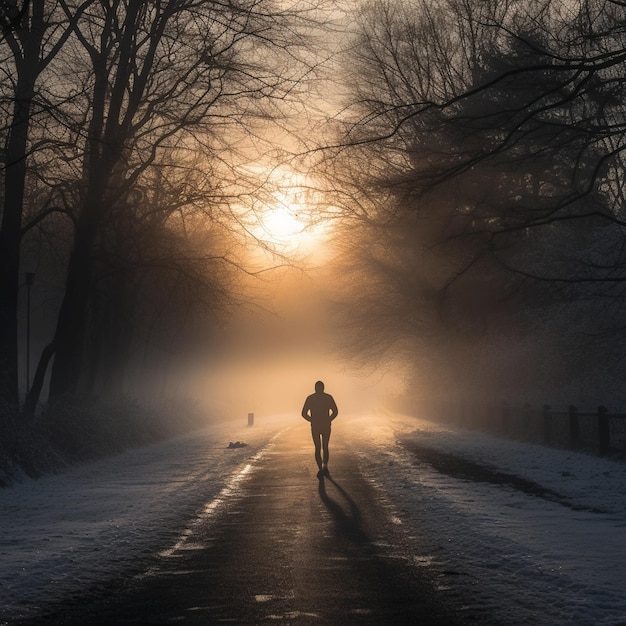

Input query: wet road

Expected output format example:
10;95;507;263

33;425;468;625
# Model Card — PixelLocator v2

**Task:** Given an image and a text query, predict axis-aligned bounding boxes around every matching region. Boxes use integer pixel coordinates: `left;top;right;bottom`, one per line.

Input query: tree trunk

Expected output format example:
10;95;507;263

48;211;99;398
0;73;35;414
0;181;22;415
22;342;56;416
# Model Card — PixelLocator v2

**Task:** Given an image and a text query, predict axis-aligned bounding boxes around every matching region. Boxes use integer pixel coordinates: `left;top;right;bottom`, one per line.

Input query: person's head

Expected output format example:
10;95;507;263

315;380;324;393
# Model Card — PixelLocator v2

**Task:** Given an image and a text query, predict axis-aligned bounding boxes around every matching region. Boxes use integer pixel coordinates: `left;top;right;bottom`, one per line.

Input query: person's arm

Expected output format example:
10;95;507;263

329;395;338;421
301;398;311;421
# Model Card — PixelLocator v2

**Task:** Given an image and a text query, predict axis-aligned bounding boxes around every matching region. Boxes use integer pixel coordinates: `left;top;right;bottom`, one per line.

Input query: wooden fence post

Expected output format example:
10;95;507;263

568;405;580;449
474;401;482;428
502;402;510;434
543;404;552;444
522;403;531;439
598;406;610;454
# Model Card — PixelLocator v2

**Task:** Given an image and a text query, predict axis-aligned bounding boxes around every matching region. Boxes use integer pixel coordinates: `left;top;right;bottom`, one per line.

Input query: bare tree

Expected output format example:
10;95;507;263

0;1;92;415
323;0;626;401
11;0;318;401
339;0;626;252
0;0;327;424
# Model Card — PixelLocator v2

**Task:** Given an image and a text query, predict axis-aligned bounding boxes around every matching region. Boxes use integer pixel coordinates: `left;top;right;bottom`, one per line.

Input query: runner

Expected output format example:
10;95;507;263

301;380;338;478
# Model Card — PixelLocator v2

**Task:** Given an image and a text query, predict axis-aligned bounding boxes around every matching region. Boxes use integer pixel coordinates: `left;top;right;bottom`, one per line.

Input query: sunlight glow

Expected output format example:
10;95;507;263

260;195;307;241
247;165;333;258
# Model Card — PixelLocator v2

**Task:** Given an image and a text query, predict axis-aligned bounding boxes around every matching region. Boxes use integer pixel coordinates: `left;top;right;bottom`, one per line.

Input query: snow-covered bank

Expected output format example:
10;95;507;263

0;415;288;624
346;413;626;625
2;411;626;625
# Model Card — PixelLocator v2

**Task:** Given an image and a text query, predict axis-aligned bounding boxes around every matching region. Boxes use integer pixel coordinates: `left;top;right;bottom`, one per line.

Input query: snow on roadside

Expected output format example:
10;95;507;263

345;412;626;626
3;409;626;626
0;415;289;624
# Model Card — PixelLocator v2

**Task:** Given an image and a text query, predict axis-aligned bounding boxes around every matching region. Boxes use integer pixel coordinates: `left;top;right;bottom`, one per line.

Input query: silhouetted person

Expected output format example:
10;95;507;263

301;380;338;477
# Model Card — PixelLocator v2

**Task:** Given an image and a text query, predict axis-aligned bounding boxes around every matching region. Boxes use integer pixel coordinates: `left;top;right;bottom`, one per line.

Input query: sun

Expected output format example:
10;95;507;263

259;194;306;241
248;167;332;256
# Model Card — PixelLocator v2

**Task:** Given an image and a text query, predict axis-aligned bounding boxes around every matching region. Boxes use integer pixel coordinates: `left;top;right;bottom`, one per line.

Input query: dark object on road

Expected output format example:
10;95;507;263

227;441;247;449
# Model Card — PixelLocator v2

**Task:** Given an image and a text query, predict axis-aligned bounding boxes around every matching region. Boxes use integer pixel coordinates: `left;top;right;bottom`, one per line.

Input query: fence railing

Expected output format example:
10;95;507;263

440;402;626;455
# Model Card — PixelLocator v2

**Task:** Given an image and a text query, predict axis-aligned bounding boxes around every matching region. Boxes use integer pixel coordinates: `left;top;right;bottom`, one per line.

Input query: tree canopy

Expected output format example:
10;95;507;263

321;0;626;405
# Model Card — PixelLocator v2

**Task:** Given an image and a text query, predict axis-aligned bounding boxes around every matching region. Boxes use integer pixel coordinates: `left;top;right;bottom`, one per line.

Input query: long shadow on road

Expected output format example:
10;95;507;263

318;475;369;545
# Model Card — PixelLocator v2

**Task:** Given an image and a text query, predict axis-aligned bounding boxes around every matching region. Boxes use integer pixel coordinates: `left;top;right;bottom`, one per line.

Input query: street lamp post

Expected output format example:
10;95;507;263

25;271;35;392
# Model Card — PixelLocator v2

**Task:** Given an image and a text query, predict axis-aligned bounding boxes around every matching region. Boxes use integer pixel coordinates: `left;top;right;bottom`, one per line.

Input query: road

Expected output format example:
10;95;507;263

26;424;469;625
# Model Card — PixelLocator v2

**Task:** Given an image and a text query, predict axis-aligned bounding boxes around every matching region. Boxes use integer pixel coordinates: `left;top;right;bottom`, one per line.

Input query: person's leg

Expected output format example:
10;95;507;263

311;428;322;470
321;425;331;469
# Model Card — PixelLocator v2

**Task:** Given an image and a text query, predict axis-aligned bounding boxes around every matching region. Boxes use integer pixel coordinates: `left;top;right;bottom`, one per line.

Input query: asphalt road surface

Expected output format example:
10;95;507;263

30;425;471;625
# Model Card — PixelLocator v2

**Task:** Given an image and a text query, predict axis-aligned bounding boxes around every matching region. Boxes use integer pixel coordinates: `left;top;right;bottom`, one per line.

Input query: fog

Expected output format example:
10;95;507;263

194;352;400;423
184;266;406;423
